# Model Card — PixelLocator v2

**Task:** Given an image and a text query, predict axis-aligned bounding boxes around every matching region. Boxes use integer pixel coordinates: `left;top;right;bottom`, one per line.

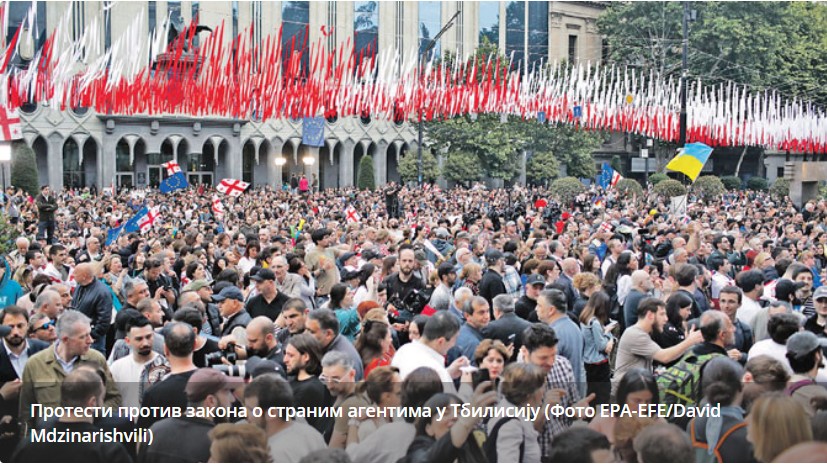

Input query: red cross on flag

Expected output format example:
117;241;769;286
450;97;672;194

161;160;182;175
610;170;623;188
0;107;23;141
138;208;160;233
211;194;225;219
217;178;249;197
345;206;361;223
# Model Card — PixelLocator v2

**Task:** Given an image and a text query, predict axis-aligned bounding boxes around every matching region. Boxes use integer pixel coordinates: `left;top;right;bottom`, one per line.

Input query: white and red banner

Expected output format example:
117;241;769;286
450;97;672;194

161;161;182;175
0;106;22;141
211;194;224;219
138;207;160;233
216;178;249;197
345;206;361;223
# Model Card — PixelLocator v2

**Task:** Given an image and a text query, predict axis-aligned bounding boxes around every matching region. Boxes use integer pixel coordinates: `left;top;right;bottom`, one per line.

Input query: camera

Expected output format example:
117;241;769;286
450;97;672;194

211;364;246;377
388;288;432;324
205;344;238;366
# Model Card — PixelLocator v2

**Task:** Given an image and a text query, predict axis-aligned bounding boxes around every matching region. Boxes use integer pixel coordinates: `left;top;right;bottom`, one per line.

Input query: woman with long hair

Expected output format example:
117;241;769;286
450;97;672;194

324;283;360;342
460;262;483;296
747;393;812;462
654;291;693;352
572;272;602;317
353;263;379;307
579;291;615;407
352;366;402;440
605;251;638;306
589;368;660;445
355;318;394;377
129;251;147;278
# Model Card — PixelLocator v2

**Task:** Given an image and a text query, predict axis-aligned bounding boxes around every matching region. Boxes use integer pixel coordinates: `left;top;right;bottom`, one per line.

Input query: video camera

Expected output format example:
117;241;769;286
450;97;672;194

205;343;238;367
388;288;432;324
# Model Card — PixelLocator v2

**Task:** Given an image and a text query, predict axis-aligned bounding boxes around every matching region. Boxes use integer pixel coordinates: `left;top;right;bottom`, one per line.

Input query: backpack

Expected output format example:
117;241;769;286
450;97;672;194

657;351;723;426
483;416;524;463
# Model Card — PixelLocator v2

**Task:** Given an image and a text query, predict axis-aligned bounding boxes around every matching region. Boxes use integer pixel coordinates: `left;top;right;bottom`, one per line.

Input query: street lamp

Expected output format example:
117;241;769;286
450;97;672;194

417;10;461;186
302;155;315;165
641;139;653;186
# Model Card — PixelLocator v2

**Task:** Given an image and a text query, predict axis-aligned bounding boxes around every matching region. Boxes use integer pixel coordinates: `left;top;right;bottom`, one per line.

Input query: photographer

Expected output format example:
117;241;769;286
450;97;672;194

383;245;425;318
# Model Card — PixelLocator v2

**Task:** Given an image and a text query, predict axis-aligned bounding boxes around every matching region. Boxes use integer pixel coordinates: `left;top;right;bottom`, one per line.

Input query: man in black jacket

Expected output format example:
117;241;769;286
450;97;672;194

0;307;48;461
35;185;57;244
483;294;530;361
479;249;507;312
71;263;113;354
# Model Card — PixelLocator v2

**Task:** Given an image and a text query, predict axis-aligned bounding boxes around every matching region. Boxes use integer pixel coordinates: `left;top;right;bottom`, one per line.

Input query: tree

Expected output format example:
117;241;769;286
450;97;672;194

0;215;18;256
526;150;560;186
653;179;687;198
442;150;483;186
357;155;375;190
610;155;624;176
10;141;39;197
746;177;769;192
599;2;827;107
721;175;742;190
649;173;669;185
615;178;644;197
769;178;790;199
398;150;439;184
693;175;725;200
549;177;586;204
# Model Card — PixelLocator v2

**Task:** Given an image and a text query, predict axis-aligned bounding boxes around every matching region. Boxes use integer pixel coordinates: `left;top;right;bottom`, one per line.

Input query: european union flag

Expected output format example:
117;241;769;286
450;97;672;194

124;207;148;233
106;224;124;246
160;172;189;194
302;117;325;147
597;163;613;190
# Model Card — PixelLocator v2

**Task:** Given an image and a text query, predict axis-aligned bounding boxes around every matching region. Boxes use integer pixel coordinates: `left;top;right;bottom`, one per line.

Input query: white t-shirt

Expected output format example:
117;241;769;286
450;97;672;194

736;295;763;329
109;353;158;409
269;422;326;463
747;339;791;374
391;340;452;384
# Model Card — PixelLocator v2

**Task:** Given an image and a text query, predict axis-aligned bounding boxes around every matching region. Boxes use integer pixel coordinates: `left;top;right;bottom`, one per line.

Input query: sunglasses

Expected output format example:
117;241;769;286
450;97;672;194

34;321;56;331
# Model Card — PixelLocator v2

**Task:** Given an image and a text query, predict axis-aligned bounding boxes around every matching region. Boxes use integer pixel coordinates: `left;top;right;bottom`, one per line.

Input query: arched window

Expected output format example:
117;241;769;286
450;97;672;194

62;138;84;188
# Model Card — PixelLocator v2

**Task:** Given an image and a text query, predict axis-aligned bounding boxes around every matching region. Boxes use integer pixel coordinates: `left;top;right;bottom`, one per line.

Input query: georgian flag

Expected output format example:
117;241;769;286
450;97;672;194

216;178;250;197
161;160;182;175
0;106;23;141
212;195;225;219
137;207;160;233
345;206;361;223
610;170;623;188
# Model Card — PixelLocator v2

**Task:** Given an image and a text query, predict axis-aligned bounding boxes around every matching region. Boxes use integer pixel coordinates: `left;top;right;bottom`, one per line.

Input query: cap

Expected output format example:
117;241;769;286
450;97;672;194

437;262;456;279
250;268;276;282
814;286;827;301
526;274;545;286
213;280;234;294
245;356;286;380
341;269;360;281
183;279;213;292
775;279;806;302
786;331;827;359
0;325;11;337
414;250;428;263
361;249;383;261
340;252;357;263
185;368;244;402
484;249;504;264
212;286;245;302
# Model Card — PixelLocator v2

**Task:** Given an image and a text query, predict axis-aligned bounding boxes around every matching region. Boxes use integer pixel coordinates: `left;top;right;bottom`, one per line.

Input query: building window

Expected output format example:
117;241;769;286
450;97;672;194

192;1;199;20
168;1;181;25
5;1;46;67
527;2;548;70
354;1;378;75
478;1;499;47
72;1;85;43
104;0;112;51
601;37;608;63
63;139;84;188
251;1;262;70
282;1;309;77
418;1;441;61
505;1;525;70
242;143;255;184
455;1;463;58
232;1;239;40
568;34;578;63
777;167;785;178
148;1;156;36
395;1;404;70
116;140;131;171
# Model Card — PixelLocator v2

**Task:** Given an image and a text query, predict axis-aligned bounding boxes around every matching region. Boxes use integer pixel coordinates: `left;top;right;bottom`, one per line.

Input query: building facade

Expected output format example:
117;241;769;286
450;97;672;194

11;1;607;191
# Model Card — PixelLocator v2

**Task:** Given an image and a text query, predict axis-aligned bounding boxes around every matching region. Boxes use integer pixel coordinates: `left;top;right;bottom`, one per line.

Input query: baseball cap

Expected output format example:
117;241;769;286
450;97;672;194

775;279;806;302
250;268;276;282
361;249;383;261
484;249;504;264
183;279;213;292
340;252;357;263
341;269;361;281
185;368;244;402
814;286;827;301
414;250;428;263
212;286;245;303
786;331;827;359
245;356;286;380
526;274;545;286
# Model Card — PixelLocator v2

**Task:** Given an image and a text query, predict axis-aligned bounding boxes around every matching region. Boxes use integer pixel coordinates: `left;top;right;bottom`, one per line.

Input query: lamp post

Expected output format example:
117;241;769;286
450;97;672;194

417;10;461;186
642;139;653;186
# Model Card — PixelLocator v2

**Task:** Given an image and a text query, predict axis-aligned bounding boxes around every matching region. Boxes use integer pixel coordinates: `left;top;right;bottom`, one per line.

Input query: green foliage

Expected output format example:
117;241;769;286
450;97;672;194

0;215;18;256
398;150;440;184
615;178;644;197
746;177;769;191
693;176;726;199
721;176;742;190
357;155;375;190
10;141;39;197
526;150;560;186
598;2;827;106
610;155;624;176
442;150;483;185
769;178;790;199
653;179;687;198
521;123;602;179
649;173;669;185
549;177;586;204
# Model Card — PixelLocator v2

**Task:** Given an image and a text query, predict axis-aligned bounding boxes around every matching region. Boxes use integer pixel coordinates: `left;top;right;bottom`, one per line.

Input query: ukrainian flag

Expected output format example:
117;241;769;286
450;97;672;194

665;142;713;182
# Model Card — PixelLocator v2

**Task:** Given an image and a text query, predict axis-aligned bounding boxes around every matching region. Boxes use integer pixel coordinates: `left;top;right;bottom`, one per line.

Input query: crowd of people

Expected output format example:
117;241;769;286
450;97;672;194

0;179;826;463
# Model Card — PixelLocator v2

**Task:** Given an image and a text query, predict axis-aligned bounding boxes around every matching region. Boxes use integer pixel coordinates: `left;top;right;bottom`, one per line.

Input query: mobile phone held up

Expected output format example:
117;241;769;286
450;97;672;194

471;368;492;392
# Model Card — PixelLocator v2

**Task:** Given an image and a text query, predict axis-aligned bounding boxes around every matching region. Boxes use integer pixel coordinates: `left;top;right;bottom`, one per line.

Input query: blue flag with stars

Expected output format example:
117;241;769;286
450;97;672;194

597;163;614;190
105;224;124;246
124;207;149;233
302;117;325;147
160;172;189;194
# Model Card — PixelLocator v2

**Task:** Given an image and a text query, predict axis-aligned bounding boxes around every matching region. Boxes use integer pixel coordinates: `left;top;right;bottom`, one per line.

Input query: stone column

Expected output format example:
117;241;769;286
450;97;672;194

48;133;64;191
340;139;356;186
375;140;389;186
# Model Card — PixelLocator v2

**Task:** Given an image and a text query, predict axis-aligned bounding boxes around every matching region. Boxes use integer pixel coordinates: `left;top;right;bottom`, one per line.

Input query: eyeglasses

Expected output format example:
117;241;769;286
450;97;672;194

34;321;56;331
318;374;345;384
